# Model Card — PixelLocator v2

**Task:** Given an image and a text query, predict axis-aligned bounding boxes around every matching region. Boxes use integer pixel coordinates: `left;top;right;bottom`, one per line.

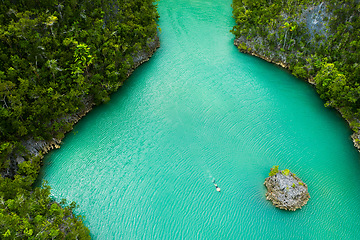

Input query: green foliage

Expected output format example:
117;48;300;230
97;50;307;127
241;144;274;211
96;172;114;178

269;165;279;176
72;43;94;76
232;0;360;137
0;179;90;239
0;0;159;166
237;42;248;51
0;0;159;237
299;181;304;186
292;183;296;188
282;169;290;176
315;62;359;109
292;63;308;79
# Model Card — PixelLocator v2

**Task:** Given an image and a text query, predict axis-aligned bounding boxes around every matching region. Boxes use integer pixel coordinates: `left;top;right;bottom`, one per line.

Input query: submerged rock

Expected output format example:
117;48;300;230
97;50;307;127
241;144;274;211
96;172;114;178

264;166;310;211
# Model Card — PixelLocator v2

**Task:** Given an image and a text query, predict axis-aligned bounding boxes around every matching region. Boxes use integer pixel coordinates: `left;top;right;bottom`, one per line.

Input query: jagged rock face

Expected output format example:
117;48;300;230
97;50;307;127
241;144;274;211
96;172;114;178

302;2;329;39
264;171;310;211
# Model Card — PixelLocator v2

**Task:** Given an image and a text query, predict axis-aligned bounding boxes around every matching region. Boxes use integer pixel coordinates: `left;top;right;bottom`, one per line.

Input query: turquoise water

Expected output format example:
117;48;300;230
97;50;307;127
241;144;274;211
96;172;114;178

38;0;360;239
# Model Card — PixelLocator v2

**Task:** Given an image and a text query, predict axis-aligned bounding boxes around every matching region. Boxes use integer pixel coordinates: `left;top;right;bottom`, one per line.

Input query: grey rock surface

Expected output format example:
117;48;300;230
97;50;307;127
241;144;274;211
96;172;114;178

264;170;310;211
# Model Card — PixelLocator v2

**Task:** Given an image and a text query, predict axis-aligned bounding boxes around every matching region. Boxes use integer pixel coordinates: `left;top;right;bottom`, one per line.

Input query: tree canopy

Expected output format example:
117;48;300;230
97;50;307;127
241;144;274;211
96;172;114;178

0;0;159;238
231;0;360;134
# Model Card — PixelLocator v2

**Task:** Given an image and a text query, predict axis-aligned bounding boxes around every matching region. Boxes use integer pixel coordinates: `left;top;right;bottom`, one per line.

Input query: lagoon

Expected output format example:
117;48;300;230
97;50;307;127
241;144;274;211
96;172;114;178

38;0;360;238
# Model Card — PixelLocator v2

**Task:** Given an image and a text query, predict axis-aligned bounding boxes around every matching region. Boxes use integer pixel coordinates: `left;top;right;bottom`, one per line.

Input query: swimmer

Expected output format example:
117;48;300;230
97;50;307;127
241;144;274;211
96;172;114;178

212;179;221;192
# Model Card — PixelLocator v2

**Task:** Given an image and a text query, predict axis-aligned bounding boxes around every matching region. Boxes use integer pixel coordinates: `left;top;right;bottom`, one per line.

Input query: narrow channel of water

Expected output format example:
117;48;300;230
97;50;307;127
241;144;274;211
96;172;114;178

38;0;360;238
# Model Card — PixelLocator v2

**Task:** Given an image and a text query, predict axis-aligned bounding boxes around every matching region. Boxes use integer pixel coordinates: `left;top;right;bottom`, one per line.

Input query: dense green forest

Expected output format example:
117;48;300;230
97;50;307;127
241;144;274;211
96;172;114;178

231;0;360;144
0;0;159;238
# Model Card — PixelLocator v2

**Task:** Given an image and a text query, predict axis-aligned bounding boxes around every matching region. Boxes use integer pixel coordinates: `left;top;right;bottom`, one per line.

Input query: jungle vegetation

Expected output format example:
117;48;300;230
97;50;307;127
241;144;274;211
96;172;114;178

0;0;159;238
231;0;360;135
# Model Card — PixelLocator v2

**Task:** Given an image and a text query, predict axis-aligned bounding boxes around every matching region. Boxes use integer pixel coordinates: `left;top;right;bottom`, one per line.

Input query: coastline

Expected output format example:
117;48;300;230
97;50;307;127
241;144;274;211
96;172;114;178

233;39;360;152
8;35;160;178
234;39;290;70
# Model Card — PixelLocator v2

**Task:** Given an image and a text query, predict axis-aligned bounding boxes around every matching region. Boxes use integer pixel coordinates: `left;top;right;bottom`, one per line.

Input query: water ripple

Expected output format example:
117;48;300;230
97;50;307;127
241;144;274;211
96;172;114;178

37;0;360;239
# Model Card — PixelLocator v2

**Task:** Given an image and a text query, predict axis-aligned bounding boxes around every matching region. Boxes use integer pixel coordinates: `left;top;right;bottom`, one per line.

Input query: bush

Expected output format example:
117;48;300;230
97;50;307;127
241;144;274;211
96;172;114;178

292;63;308;79
269;165;279;176
282;169;290;176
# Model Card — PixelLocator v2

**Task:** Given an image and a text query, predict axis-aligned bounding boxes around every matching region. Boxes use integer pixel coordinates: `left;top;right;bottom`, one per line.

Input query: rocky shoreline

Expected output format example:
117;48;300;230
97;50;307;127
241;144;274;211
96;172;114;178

264;166;310;211
2;35;160;178
234;39;290;70
234;39;360;152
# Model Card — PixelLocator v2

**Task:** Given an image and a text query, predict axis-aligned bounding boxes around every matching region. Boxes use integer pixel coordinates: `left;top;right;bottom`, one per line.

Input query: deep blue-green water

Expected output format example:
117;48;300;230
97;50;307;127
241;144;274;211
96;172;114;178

38;0;360;239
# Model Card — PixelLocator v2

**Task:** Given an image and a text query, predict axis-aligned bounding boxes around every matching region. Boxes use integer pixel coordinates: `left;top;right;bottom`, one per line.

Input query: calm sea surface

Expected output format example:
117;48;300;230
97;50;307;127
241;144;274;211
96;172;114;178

38;0;360;238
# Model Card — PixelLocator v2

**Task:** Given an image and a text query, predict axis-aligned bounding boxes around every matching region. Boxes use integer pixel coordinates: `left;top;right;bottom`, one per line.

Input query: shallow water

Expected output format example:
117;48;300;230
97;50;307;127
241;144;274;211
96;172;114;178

38;0;360;239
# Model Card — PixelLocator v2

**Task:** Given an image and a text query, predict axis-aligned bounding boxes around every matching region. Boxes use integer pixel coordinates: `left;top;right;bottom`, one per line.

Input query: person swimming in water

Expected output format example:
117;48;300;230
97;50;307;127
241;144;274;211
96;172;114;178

212;179;221;192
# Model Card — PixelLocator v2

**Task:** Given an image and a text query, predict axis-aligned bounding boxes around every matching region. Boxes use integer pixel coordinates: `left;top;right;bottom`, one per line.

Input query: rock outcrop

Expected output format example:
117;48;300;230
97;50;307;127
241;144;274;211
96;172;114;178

264;167;310;211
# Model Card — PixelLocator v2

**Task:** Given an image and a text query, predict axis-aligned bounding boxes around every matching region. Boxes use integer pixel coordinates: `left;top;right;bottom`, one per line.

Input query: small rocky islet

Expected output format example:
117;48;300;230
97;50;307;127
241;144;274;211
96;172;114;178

264;166;310;211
